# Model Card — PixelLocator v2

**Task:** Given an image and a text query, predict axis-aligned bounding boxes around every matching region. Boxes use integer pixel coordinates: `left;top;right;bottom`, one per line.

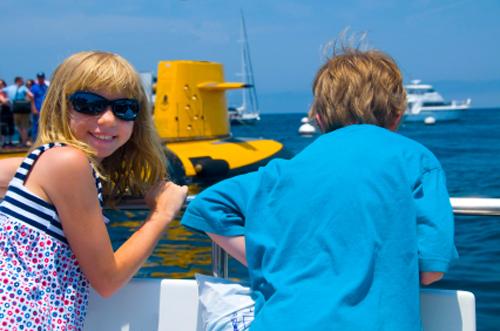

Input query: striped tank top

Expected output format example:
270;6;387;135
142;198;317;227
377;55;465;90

0;143;104;331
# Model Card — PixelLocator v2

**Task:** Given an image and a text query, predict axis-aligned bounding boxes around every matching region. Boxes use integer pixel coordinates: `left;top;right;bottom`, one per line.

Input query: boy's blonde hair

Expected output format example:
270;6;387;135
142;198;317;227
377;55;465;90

309;46;406;132
35;51;167;204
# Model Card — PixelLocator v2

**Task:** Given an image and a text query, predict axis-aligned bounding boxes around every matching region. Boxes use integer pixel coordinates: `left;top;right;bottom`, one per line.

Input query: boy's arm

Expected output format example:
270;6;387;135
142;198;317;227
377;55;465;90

207;233;247;266
182;171;260;264
414;167;458;285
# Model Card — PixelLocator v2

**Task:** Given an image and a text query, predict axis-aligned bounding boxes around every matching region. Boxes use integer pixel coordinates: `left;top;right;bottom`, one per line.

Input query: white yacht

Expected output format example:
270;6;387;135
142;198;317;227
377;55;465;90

404;80;471;122
229;12;261;126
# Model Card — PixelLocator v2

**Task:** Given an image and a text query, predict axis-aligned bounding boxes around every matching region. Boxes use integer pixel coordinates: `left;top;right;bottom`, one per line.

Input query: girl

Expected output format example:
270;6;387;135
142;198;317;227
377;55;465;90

0;51;188;330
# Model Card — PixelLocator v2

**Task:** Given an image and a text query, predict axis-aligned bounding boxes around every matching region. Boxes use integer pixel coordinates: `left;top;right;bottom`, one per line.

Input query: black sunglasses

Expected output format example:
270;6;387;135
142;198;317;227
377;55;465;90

68;91;140;121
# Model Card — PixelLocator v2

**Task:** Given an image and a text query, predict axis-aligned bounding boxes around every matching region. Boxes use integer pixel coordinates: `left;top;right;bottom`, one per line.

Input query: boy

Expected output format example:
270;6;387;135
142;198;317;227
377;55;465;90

182;46;457;330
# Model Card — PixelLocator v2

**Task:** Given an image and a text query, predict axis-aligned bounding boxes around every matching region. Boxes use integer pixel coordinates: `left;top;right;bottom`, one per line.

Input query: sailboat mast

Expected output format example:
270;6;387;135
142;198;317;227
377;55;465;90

240;11;259;114
240;13;247;112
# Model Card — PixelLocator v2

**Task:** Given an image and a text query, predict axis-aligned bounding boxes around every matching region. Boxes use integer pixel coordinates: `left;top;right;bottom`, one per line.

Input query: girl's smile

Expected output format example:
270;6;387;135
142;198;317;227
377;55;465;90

69;90;134;162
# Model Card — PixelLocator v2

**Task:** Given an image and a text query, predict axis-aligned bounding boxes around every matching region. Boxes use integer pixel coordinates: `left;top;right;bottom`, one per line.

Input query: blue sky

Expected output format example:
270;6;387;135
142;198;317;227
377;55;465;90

1;0;499;111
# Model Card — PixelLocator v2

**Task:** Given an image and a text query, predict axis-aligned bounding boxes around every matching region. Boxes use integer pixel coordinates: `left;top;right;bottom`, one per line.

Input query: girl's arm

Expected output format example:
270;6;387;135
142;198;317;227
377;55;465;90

0;157;23;197
27;147;187;297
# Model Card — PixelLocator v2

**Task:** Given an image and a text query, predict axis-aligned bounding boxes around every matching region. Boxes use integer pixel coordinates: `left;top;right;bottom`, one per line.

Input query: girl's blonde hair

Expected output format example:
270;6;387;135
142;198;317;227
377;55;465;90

309;45;406;132
35;51;167;204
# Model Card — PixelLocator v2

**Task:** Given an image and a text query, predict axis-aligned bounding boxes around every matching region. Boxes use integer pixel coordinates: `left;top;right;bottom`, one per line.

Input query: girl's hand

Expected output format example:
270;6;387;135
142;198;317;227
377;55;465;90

145;181;188;224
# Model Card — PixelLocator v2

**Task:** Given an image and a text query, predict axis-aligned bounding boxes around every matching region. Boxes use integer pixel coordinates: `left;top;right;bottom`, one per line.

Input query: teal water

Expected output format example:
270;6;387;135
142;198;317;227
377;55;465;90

108;109;500;331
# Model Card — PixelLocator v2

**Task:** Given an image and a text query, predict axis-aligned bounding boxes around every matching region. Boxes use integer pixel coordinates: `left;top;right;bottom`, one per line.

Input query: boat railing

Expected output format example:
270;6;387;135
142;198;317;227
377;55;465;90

212;197;500;278
84;196;487;330
450;197;500;216
116;196;500;279
117;195;500;215
451;99;472;107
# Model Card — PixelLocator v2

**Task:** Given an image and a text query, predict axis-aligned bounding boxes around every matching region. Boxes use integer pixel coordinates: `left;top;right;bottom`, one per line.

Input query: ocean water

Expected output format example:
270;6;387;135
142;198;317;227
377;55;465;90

107;108;500;331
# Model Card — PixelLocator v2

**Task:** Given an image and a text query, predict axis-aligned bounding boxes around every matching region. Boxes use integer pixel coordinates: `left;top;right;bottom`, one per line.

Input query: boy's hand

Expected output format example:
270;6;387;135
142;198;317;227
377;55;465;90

420;272;444;285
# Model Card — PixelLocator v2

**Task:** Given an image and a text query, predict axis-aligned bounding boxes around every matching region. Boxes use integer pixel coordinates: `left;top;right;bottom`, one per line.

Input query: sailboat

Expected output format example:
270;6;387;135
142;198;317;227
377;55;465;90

229;12;261;125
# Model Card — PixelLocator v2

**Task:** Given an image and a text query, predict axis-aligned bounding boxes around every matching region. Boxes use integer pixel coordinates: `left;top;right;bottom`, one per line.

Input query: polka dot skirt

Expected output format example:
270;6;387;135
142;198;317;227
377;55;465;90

0;216;89;331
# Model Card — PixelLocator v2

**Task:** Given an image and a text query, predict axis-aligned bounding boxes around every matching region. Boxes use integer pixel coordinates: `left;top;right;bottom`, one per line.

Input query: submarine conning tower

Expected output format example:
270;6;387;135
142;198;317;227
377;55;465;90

154;60;249;142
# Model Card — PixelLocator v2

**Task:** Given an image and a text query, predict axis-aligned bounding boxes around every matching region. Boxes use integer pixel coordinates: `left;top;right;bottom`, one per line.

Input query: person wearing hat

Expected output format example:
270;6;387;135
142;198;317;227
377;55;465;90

31;71;49;140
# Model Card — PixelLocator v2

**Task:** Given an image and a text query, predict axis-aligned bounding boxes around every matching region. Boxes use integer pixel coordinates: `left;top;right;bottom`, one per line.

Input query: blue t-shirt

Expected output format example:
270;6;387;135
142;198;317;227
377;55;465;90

182;124;458;331
2;85;29;102
31;83;49;111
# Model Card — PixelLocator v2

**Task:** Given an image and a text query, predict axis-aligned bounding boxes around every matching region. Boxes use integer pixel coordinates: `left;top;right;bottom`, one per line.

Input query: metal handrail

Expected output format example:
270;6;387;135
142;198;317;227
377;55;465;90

211;242;229;278
112;196;500;279
207;197;500;278
450;197;500;216
116;195;500;216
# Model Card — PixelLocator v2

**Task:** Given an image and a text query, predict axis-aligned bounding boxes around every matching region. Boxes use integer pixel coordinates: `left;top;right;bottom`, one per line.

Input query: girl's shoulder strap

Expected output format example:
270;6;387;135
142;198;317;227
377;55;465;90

89;163;104;208
10;143;103;207
11;142;65;186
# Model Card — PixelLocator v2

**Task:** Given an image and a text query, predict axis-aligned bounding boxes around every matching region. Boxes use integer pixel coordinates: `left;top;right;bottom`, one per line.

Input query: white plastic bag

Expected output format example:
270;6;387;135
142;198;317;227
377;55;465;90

195;274;255;331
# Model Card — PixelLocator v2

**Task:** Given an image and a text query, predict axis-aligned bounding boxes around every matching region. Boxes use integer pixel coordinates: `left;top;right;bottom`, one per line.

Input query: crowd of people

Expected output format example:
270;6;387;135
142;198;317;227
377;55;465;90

0;72;49;148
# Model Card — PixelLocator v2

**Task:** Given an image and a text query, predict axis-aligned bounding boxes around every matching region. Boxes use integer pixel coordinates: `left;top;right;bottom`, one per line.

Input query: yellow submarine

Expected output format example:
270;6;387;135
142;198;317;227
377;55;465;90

0;60;290;184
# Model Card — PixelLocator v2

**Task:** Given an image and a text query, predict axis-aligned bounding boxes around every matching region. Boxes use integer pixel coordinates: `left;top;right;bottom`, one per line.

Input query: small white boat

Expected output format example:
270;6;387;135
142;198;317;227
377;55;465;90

229;106;260;125
229;12;261;126
404;80;471;123
298;116;317;135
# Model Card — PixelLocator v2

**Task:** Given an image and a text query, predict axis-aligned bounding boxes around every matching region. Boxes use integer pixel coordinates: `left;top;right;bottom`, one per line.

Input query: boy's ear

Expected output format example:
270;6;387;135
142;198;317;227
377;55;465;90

388;111;404;131
315;113;325;132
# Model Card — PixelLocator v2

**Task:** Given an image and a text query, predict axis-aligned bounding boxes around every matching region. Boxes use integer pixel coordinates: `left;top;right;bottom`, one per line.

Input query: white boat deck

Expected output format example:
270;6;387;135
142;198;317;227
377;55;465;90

84;278;476;331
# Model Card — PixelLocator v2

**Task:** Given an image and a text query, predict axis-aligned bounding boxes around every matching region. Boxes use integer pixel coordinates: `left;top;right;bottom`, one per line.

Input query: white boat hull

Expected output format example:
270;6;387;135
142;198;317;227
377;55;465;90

404;108;467;122
229;112;260;125
298;122;317;135
84;278;476;331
